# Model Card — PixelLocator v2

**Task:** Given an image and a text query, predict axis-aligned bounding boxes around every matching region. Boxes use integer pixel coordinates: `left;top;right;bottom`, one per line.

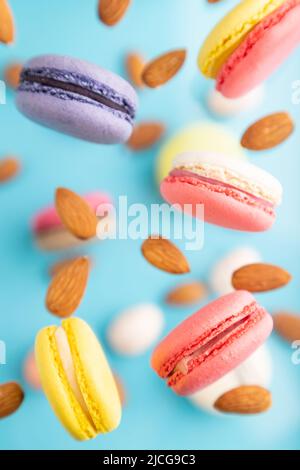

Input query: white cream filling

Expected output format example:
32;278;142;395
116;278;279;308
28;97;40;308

55;327;94;425
172;152;282;205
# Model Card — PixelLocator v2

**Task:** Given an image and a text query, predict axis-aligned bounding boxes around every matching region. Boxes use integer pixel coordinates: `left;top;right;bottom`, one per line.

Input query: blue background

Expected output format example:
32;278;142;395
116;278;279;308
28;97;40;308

0;0;299;450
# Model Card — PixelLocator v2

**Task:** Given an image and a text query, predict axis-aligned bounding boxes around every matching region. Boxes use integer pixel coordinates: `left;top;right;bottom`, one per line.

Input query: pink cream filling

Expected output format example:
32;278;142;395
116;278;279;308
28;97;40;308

168;169;275;215
160;302;266;387
217;0;300;88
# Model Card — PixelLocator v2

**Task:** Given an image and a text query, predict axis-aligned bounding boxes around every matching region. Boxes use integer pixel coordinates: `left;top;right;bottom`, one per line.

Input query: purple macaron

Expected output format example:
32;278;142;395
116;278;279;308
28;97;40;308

16;55;138;144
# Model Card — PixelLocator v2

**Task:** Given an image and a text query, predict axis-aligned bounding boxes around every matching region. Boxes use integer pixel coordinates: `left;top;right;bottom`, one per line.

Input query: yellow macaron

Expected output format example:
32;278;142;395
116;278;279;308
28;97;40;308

156;121;246;183
35;317;121;441
198;0;286;78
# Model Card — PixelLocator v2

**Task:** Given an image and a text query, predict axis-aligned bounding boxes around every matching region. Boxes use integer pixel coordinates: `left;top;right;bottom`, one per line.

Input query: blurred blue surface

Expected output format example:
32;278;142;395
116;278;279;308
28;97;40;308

0;0;299;450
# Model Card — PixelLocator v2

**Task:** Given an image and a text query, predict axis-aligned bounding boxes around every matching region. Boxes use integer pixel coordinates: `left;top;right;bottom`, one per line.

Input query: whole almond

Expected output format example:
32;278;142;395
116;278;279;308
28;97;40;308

4;62;22;88
214;385;272;414
166;281;207;306
0;156;20;183
127;122;165;151
126;52;145;88
49;256;92;278
142;49;187;88
98;0;131;26
273;311;300;343
0;382;24;419
232;263;291;292
46;256;90;317
0;0;14;44
55;188;98;240
141;235;190;274
241;112;294;151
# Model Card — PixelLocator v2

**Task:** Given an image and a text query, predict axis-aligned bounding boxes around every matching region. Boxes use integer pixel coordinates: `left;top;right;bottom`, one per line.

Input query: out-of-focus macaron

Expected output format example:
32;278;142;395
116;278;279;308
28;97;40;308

32;191;112;251
210;246;261;296
35;317;121;441
107;303;164;356
151;291;273;396
161;151;282;232
23;351;41;389
189;345;272;413
16;55;138;143
156;122;246;183
207;85;265;118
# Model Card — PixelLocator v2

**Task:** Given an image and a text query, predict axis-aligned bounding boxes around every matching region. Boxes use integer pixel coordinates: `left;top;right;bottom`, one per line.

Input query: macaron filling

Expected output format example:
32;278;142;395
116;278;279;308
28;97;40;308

54;327;96;431
19;67;136;124
161;302;267;387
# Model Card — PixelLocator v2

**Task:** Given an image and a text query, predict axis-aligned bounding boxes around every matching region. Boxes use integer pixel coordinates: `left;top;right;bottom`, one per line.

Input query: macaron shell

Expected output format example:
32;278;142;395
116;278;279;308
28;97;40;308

217;0;300;98
160;175;275;232
63;318;121;434
198;0;286;78
17;91;133;144
156;122;246;183
23;55;138;107
35;226;87;251
35;326;96;441
172;311;273;395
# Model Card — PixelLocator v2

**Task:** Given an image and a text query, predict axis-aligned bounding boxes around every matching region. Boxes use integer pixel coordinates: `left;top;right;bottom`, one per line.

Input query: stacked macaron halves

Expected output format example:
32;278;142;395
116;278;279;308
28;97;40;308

199;0;300;97
160;152;282;232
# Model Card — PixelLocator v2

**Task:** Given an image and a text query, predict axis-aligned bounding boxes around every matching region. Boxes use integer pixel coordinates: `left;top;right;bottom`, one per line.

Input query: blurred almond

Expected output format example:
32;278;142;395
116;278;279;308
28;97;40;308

232;263;291;292
241;112;294;151
55;188;98;240
0;156;20;183
142;49;187;88
98;0;131;26
141;235;190;274
273;311;300;343
127;122;165;151
49;256;92;278
166;281;207;306
0;382;24;419
114;374;126;406
0;0;14;44
126;52;145;88
214;385;272;414
46;256;90;317
4;62;22;88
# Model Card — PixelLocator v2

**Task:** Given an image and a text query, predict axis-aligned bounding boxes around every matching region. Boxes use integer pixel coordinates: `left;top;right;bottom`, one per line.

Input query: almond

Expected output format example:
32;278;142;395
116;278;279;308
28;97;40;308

49;256;92;278
126;122;165;151
55;188;98;240
166;281;207;305
0;382;24;419
273;311;300;343
232;263;291;292
4;62;22;89
141;235;190;274
98;0;131;26
0;0;14;44
125;52;145;88
0;156;20;183
241;112;294;151
142;49;187;88
46;256;90;317
214;385;272;414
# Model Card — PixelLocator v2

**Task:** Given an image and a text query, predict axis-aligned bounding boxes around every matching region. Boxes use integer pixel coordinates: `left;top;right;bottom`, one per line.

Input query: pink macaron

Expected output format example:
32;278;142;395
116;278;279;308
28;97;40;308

32;191;112;251
160;152;282;232
217;0;300;98
151;291;273;396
